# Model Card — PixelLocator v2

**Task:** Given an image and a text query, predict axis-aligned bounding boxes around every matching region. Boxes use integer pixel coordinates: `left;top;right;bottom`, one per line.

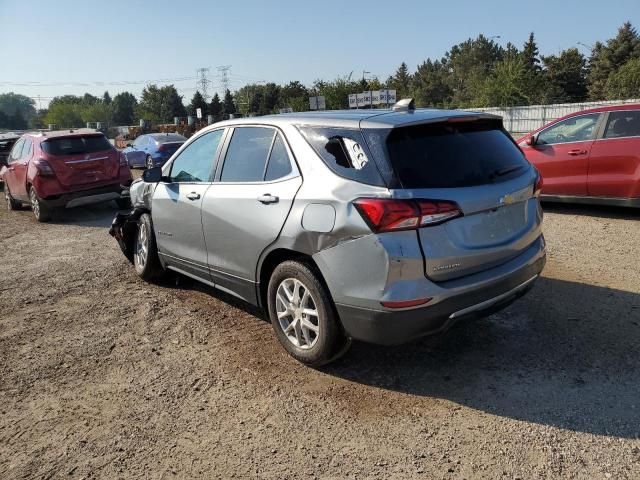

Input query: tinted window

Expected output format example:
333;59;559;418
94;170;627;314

170;130;222;182
220;127;274;182
604;110;640;139
298;126;385;186
8;138;24;163
42;135;113;156
265;134;293;181
383;120;529;189
537;114;600;145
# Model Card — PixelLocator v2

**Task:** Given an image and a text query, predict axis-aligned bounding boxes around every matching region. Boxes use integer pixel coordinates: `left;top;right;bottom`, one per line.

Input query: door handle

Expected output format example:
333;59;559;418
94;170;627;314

258;193;279;204
186;192;201;201
568;149;587;156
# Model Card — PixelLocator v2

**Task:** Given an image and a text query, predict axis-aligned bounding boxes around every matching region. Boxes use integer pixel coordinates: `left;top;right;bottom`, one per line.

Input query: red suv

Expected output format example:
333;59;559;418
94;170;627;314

518;104;640;207
1;129;132;221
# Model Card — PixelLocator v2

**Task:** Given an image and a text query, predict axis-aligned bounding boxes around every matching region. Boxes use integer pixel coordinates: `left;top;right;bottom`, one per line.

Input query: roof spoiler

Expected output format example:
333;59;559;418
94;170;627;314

392;98;415;112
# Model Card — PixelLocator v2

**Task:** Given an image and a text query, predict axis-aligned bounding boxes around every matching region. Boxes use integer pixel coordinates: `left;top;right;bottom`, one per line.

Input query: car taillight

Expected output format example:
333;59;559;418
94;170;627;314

353;198;462;233
33;158;55;177
534;169;544;196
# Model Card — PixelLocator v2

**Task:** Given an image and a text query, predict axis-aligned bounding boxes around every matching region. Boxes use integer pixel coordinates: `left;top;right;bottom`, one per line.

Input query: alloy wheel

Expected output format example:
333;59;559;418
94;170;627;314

135;222;148;269
30;189;40;219
275;278;320;349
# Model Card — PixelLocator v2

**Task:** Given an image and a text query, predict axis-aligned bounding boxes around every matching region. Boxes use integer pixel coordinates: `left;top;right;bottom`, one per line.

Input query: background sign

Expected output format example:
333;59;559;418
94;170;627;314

349;89;397;108
196;108;202;119
309;96;326;110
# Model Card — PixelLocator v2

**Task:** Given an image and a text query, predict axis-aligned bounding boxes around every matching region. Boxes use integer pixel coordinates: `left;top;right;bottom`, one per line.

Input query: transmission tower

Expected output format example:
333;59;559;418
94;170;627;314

217;65;232;95
196;67;211;102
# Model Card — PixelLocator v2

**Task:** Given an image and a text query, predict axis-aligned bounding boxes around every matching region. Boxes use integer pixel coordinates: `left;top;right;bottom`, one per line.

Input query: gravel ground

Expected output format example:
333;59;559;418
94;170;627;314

0;199;639;479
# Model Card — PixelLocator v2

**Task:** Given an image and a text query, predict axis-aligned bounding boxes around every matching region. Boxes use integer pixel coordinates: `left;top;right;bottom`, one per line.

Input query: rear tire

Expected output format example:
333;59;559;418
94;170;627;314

29;187;52;222
5;188;22;211
267;260;350;367
134;213;165;281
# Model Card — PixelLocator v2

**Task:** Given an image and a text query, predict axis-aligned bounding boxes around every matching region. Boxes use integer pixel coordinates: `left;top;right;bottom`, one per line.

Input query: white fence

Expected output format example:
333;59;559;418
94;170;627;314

474;98;640;138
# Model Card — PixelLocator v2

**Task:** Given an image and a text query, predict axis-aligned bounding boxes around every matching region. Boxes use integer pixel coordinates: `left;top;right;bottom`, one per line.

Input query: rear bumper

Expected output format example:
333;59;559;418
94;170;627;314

336;237;546;345
41;182;130;208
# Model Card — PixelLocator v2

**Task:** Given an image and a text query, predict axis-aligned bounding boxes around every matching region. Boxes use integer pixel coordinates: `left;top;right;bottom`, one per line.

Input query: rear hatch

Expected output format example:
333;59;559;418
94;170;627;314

42;134;119;187
368;117;541;282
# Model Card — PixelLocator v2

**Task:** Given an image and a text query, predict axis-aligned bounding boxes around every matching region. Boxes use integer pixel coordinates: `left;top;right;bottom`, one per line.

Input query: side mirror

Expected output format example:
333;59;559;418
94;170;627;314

526;133;539;146
142;166;165;183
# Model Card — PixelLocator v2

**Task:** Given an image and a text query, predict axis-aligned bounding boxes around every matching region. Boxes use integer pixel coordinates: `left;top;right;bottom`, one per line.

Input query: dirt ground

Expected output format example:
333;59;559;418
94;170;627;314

1;196;639;479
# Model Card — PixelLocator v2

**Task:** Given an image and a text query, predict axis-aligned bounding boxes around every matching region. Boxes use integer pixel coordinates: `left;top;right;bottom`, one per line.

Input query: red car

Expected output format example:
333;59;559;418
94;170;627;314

518;104;640;207
1;129;132;222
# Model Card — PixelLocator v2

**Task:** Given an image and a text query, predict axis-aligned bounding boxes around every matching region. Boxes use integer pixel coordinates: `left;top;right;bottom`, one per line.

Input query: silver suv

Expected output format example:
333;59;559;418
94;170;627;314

110;101;546;366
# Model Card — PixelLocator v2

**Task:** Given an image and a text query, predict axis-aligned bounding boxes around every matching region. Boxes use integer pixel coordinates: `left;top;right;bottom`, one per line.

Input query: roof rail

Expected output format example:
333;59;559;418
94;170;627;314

392;98;415;112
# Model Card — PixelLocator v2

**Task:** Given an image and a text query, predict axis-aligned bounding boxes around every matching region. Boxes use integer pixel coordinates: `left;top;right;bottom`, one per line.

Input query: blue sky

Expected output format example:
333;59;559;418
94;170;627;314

0;0;638;107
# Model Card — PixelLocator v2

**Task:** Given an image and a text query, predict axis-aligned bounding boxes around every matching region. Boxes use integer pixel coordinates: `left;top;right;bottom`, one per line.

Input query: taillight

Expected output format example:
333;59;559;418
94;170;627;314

353;198;462;233
33;158;55;177
534;169;544;196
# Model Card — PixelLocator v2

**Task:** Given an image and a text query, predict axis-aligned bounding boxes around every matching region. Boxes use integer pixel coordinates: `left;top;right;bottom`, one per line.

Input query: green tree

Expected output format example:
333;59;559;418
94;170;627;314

480;57;530;107
521;32;541;72
542;48;588;103
112;92;137;125
137;84;186;123
223;89;236;117
0;92;37;127
389;62;412;99
188;91;208;117
412;59;452;107
588;22;640;100
445;35;504;107
209;93;223;120
260;83;281;114
312;76;359;110
605;57;640;99
281;81;308;112
44;102;83;128
102;91;112;104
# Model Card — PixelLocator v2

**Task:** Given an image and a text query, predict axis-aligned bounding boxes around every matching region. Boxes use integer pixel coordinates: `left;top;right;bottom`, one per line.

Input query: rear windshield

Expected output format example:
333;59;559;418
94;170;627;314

381;120;529;189
42;135;113;156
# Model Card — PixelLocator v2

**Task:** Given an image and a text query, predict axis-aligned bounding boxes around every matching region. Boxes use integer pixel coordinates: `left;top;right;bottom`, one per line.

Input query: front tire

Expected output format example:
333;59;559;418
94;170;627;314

267;260;349;367
29;187;52;222
6;187;22;211
134;213;164;281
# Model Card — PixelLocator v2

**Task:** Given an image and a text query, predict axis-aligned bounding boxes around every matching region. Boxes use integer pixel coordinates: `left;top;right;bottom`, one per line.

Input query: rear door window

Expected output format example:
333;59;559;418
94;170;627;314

603;110;640;139
382;119;529;189
21;139;33;160
42;135;113;155
169;129;223;182
220;127;274;182
298;126;385;186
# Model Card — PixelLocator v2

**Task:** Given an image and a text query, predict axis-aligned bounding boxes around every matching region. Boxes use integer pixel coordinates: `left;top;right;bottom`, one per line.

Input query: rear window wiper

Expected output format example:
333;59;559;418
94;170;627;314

490;164;524;180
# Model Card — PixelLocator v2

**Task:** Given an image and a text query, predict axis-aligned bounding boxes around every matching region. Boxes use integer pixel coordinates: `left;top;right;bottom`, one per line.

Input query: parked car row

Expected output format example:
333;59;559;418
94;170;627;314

3;100;637;366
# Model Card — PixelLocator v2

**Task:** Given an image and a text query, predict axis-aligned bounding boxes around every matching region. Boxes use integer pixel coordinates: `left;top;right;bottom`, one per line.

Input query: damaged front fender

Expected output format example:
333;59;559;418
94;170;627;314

109;210;143;263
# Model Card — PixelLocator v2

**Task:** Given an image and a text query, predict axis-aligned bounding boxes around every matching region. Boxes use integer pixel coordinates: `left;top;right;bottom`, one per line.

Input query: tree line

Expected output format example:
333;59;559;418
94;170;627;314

1;22;639;130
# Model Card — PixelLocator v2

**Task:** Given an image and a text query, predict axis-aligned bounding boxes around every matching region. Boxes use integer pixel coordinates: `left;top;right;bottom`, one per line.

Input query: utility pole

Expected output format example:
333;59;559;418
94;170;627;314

196;67;212;102
217;65;232;95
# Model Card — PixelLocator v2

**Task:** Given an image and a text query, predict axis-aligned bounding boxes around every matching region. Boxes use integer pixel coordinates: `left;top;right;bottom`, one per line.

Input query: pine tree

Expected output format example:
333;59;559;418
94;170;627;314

102;91;112;104
223;89;236;117
188;91;208;117
521;32;541;72
209;93;222;120
587;22;640;100
542;48;588;103
391;62;412;99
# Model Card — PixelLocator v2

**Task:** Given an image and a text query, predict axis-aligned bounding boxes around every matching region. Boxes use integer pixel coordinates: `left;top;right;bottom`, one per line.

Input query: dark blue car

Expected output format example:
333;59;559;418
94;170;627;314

122;133;187;169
